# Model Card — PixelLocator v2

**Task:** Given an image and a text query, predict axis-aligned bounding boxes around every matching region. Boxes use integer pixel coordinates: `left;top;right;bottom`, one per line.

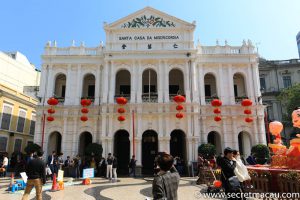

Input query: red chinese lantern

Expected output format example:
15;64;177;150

47;98;58;106
213;108;221;114
213;180;222;188
214;116;222;122
86;99;92;106
117;108;125;113
245;117;253;123
81;99;88;106
244;109;252;115
241;99;252;107
47;116;54;121
118;115;126;121
116;97;127;105
176;105;184;111
173;95;185;103
211;99;222;107
81;108;89;114
80;116;88;122
176;113;184;119
47;108;55;114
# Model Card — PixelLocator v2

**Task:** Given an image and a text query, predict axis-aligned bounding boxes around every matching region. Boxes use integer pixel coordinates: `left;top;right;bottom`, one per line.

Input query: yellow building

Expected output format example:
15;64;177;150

0;84;38;155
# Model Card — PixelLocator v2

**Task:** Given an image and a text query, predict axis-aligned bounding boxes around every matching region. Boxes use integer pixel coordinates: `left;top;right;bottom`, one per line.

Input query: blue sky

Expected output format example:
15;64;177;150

1;0;299;69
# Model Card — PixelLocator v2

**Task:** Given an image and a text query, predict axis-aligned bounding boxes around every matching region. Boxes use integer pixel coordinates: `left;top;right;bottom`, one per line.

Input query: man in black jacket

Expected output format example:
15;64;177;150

22;150;46;200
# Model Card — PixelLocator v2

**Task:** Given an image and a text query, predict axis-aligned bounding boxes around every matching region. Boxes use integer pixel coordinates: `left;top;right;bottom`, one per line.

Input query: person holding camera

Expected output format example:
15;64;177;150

152;153;180;200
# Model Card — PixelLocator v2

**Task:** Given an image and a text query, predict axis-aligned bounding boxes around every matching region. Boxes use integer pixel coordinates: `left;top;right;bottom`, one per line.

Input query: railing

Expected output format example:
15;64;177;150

56;97;65;103
200;45;255;55
205;96;219;104
44;47;103;56
81;97;95;102
235;96;248;104
142;93;158;103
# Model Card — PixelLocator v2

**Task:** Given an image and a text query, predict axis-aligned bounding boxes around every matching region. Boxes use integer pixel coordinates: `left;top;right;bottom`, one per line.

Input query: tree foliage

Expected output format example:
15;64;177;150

24;143;42;154
251;144;270;164
278;84;300;126
198;143;216;159
85;143;103;156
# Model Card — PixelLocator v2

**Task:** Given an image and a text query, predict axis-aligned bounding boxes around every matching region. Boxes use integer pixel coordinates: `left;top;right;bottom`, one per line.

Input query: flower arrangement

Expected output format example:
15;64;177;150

279;171;300;182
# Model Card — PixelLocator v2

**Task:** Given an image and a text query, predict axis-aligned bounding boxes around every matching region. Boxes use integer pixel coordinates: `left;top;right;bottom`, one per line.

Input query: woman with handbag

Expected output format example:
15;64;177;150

219;147;243;200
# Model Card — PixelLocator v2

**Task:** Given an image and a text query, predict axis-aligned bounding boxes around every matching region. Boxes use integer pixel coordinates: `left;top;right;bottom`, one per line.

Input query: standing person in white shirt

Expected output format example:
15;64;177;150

112;155;118;182
1;153;8;177
106;153;113;180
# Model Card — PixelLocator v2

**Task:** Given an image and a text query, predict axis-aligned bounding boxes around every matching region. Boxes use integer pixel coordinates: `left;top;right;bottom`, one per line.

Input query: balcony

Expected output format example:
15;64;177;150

56;97;65;103
169;94;186;102
235;96;248;104
142;93;158;103
205;96;218;104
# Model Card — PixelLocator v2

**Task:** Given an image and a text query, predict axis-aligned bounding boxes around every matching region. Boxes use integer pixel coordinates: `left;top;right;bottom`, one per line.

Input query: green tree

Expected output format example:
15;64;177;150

251;144;270;164
278;83;300;126
198;143;216;159
85;143;103;156
24;143;42;155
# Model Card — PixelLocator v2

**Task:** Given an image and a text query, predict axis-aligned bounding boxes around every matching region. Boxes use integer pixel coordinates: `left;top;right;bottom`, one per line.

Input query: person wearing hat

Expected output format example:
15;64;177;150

219;147;243;200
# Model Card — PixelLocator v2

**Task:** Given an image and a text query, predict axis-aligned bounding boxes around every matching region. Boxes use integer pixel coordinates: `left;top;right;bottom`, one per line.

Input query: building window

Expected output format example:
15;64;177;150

30;113;36;135
0;136;8;152
260;77;266;91
205;85;211;97
87;85;95;97
14;138;22;152
61;85;66;98
283;76;292;88
119;85;131;95
234;85;238;97
1;104;13;130
169;85;179;95
17;109;27;133
143;85;156;93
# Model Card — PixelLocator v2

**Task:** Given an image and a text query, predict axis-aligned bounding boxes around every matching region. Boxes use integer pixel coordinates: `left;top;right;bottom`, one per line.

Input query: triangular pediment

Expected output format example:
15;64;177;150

105;7;195;30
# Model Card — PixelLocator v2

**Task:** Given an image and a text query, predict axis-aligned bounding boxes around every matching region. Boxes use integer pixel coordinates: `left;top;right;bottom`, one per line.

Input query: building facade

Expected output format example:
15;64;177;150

35;7;265;174
259;58;300;142
0;51;40;155
297;32;300;58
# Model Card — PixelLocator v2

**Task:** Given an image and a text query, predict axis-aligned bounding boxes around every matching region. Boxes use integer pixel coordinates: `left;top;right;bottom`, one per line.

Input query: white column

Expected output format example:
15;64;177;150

228;65;235;104
252;64;261;104
76;64;82;105
94;65;101;105
247;65;254;102
158;60;163;103
191;61;199;103
65;64;72;105
62;117;68;154
136;138;142;165
163;60;169;103
184;61;191;102
130;61;136;103
187;137;193;163
72;118;78;156
107;138;113;154
252;117;259;145
101;61;109;103
108;61;115;103
218;64;224;100
39;65;47;103
198;65;205;105
258;116;266;144
200;116;207;143
137;61;142;103
230;117;238;150
46;64;53;99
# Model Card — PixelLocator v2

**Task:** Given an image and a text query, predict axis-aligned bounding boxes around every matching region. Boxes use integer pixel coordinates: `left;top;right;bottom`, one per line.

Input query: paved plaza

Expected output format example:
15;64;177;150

0;177;225;200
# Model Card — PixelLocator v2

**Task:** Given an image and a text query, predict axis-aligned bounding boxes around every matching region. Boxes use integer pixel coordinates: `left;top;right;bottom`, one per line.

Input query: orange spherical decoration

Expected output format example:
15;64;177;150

116;97;128;105
269;121;283;136
47;108;55;114
47;98;59;106
176;113;184;119
118;115;126;121
117;108;126;113
213;108;221;114
176;105;184;111
244;109;252;115
241;99;252;107
214;116;222;122
47;116;54;121
245;117;253;123
80;116;88;121
81;108;89;114
211;99;222;107
213;180;222;188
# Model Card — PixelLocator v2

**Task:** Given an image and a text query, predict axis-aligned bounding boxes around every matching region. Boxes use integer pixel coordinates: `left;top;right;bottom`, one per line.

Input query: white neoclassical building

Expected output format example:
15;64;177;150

35;7;266;174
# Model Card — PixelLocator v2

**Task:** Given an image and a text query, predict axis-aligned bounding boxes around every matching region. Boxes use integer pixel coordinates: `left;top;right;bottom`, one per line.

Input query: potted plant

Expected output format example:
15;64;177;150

198;143;216;159
251;144;270;165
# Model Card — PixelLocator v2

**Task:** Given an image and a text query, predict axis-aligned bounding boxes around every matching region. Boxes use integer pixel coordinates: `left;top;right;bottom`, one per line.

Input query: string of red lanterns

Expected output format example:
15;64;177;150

80;99;92;121
173;95;185;119
47;97;59;121
211;99;222;122
241;99;253;123
116;97;127;121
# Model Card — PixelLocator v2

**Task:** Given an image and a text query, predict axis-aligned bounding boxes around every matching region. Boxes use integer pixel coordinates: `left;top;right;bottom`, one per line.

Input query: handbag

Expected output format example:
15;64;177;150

222;171;241;192
46;166;52;175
